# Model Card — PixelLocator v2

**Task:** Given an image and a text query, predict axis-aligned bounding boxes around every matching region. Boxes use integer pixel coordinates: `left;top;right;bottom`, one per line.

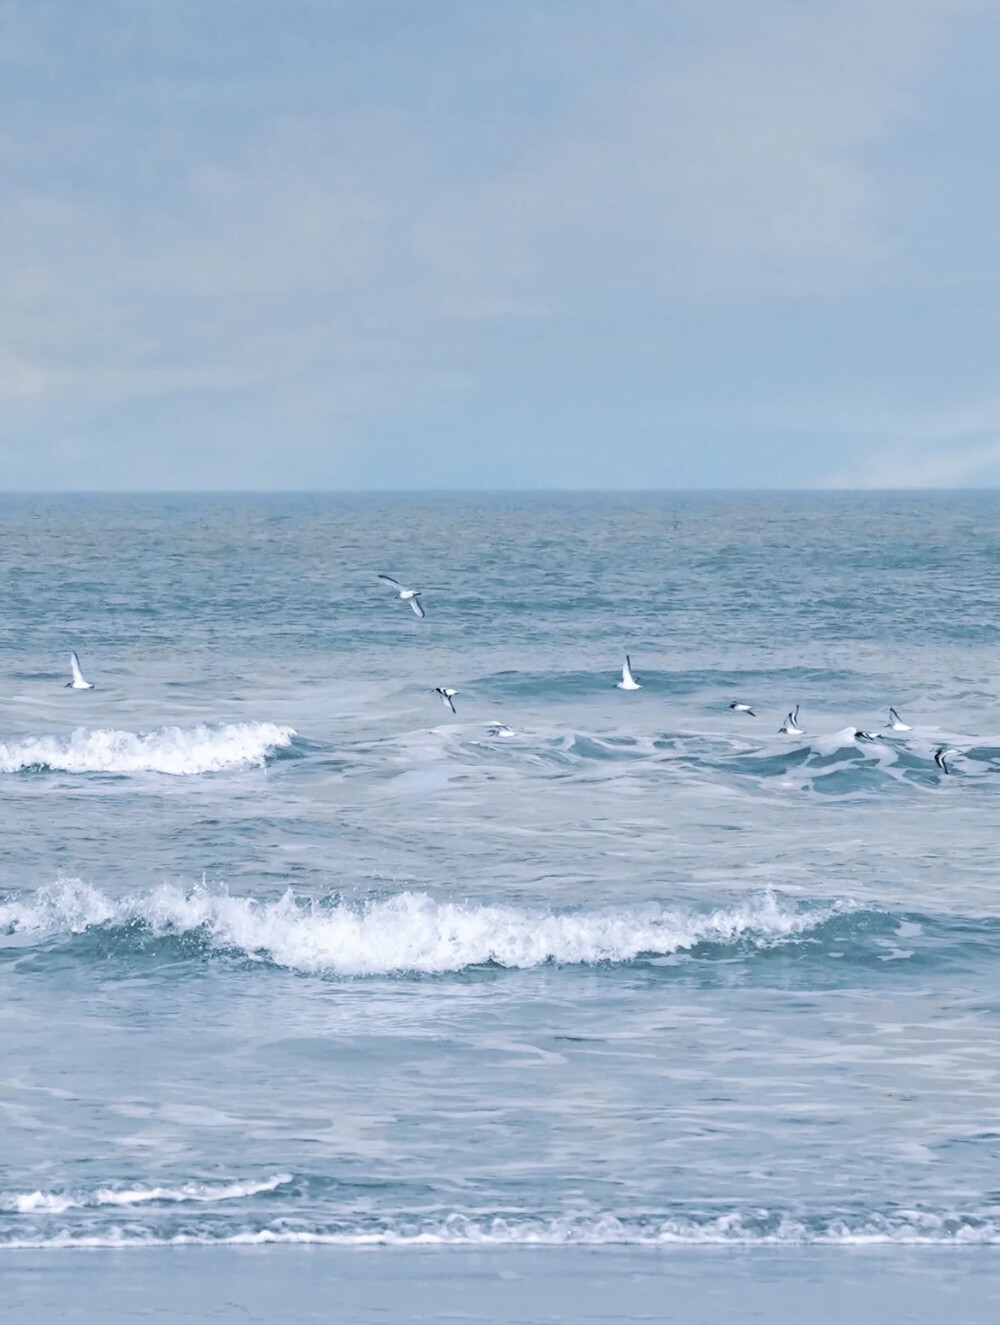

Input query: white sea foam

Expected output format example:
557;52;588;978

5;1175;291;1216
0;880;848;975
0;722;295;775
3;1209;1000;1248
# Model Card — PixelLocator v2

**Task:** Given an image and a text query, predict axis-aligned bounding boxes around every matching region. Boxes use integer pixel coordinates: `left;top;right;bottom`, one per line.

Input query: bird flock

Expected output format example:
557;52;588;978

369;573;960;776
725;699;956;772
56;571;959;776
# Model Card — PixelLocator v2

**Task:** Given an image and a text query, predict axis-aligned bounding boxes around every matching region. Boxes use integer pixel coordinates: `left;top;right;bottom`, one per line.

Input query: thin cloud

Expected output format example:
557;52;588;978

0;0;991;488
824;437;1000;488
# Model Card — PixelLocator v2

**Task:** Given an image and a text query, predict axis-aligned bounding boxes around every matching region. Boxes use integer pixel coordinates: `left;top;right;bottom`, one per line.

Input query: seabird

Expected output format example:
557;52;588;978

377;574;425;618
66;651;94;690
616;656;641;691
934;746;955;775
779;705;804;735
487;722;516;738
435;687;458;714
852;729;877;742
729;702;756;717
886;707;911;732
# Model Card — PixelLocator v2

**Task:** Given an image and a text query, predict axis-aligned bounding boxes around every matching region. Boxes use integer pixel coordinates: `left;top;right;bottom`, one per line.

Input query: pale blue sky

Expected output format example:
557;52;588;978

1;0;999;489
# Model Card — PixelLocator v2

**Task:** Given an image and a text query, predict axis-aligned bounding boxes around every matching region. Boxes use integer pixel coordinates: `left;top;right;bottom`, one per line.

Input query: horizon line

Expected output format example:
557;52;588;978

2;486;1000;498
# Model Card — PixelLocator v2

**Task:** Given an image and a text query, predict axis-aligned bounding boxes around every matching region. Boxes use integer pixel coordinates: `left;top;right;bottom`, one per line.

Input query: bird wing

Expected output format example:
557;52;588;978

410;596;426;618
70;651;85;685
377;574;402;589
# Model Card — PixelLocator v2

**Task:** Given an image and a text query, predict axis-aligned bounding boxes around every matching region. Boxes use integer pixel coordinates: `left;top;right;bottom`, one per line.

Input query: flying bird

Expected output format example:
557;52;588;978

934;746;956;775
729;702;756;717
886;707;911;732
852;729;877;742
377;574;425;618
66;651;94;690
435;687;458;714
487;722;516;738
779;705;803;735
616;656;641;691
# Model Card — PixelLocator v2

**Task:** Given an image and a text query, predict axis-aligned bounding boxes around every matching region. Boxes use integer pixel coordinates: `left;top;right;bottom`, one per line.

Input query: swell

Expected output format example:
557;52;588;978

0;722;296;775
0;880;854;977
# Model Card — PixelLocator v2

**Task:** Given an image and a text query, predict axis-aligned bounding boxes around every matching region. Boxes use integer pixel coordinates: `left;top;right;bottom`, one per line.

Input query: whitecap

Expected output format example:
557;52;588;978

5;1174;291;1216
0;722;296;776
0;880;850;976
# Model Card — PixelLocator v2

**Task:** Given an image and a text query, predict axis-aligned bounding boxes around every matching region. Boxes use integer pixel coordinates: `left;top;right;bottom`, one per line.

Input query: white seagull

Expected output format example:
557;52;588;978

779;705;804;735
616;656;641;691
729;702;756;717
377;574;425;618
487;722;516;738
886;707;911;732
66;651;95;690
435;687;458;714
852;729;877;742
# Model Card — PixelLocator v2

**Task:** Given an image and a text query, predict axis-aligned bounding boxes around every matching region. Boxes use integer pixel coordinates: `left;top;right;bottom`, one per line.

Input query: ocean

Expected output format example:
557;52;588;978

3;492;1000;1321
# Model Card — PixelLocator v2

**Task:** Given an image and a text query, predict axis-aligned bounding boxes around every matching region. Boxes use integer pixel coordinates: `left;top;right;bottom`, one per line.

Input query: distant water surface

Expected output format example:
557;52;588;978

2;492;1000;1265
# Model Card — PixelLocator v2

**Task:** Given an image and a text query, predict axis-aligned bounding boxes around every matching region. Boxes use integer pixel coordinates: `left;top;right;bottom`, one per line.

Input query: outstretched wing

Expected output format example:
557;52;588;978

377;573;402;589
410;596;426;618
70;651;85;685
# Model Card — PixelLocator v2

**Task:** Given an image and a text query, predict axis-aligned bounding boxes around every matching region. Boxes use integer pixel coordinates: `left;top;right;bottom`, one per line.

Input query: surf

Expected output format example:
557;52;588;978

5;1203;1000;1248
0;880;852;976
0;722;296;775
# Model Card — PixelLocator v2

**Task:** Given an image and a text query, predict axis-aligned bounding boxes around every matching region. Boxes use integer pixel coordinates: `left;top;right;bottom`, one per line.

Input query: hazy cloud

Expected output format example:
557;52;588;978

0;0;995;488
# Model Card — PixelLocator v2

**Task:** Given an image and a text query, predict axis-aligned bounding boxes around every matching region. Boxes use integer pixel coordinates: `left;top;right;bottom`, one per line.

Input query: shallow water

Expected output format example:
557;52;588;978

7;1247;1000;1324
2;493;1000;1276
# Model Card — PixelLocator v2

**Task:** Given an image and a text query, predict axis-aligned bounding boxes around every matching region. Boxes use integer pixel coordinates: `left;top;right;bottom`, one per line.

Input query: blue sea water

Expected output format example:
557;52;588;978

2;492;1000;1313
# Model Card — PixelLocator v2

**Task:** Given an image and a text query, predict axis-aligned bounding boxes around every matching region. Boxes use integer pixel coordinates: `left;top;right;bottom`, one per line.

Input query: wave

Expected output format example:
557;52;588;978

5;1207;1000;1248
452;723;987;798
0;722;296;775
0;880;848;976
4;1175;291;1216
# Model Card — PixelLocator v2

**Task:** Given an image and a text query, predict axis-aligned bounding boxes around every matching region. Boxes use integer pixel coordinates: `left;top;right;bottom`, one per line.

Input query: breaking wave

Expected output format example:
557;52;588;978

0;722;296;775
3;1175;291;1217
5;1207;1000;1248
0;880;848;976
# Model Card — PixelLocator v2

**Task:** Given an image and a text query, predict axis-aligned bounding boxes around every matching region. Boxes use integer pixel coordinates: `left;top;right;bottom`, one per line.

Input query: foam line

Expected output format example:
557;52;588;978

3;1208;1000;1247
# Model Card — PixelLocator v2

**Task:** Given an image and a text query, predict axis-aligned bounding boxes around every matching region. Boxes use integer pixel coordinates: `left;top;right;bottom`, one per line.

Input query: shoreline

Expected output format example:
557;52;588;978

4;1246;1000;1324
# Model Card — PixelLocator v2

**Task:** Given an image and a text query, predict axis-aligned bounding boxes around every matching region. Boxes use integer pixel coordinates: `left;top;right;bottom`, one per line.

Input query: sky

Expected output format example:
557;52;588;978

1;0;999;490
